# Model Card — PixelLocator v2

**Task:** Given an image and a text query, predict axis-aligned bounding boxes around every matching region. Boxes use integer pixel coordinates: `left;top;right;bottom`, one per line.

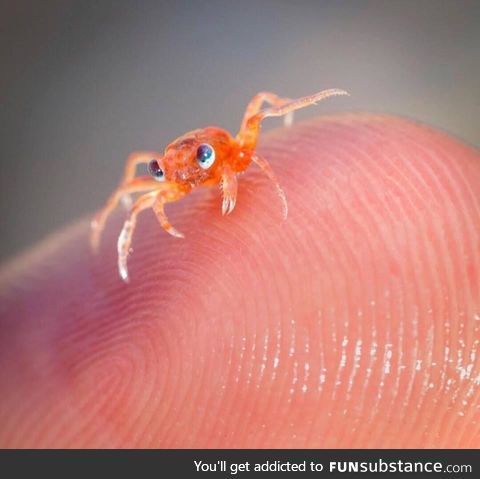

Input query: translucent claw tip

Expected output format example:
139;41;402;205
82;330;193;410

117;224;131;283
169;228;185;239
222;197;235;216
119;262;130;283
333;88;350;97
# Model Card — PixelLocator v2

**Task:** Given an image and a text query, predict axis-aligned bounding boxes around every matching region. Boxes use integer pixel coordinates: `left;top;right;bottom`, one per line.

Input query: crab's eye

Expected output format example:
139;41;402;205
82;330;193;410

196;143;216;169
148;159;165;181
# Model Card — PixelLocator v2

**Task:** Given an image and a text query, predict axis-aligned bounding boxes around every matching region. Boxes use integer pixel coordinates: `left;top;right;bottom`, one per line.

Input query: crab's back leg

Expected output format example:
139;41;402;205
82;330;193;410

119;151;162;208
237;88;349;150
122;151;161;184
251;153;288;220
240;92;293;132
90;176;167;252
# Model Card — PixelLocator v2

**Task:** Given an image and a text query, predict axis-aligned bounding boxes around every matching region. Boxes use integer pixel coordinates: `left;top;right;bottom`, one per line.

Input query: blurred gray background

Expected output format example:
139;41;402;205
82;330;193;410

1;0;479;261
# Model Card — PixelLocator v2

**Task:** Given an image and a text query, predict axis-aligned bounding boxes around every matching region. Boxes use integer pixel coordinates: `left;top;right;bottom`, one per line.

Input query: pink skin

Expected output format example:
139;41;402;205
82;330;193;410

0;114;479;447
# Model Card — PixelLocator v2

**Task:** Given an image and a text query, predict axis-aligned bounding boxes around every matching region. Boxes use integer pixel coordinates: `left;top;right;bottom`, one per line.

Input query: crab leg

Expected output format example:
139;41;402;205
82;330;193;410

121;151;161;183
221;165;238;216
90;176;161;252
117;187;186;282
240;92;293;132
237;88;349;149
251;153;288;220
152;189;186;238
118;151;162;208
117;191;157;282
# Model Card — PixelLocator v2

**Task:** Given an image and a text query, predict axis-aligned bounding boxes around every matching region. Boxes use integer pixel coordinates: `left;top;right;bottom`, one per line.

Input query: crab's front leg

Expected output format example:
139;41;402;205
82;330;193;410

152;189;186;238
117;190;157;282
90;176;162;252
118;186;187;282
221;165;238;216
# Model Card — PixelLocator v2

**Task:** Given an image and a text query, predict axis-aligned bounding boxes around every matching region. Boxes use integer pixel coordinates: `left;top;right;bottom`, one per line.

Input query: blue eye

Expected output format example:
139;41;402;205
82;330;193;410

196;143;216;169
148;159;165;181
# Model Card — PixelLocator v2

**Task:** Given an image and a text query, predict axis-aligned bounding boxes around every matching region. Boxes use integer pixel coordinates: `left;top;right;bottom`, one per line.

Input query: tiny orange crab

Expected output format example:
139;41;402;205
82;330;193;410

91;88;349;281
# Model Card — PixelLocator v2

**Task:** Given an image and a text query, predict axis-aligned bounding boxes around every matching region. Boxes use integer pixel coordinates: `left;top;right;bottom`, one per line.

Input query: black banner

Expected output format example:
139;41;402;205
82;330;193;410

0;449;476;477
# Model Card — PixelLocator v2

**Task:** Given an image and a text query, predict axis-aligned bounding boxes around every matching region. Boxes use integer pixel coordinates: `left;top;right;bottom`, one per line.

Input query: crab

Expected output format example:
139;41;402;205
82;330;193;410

90;89;349;281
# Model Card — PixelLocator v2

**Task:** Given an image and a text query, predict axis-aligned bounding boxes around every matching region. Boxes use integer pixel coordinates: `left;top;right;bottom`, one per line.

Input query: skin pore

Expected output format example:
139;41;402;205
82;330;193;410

0;114;479;447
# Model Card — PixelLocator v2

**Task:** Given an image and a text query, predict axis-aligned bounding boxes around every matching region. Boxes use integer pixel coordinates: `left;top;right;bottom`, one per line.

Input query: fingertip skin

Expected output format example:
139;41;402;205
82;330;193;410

0;114;479;448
